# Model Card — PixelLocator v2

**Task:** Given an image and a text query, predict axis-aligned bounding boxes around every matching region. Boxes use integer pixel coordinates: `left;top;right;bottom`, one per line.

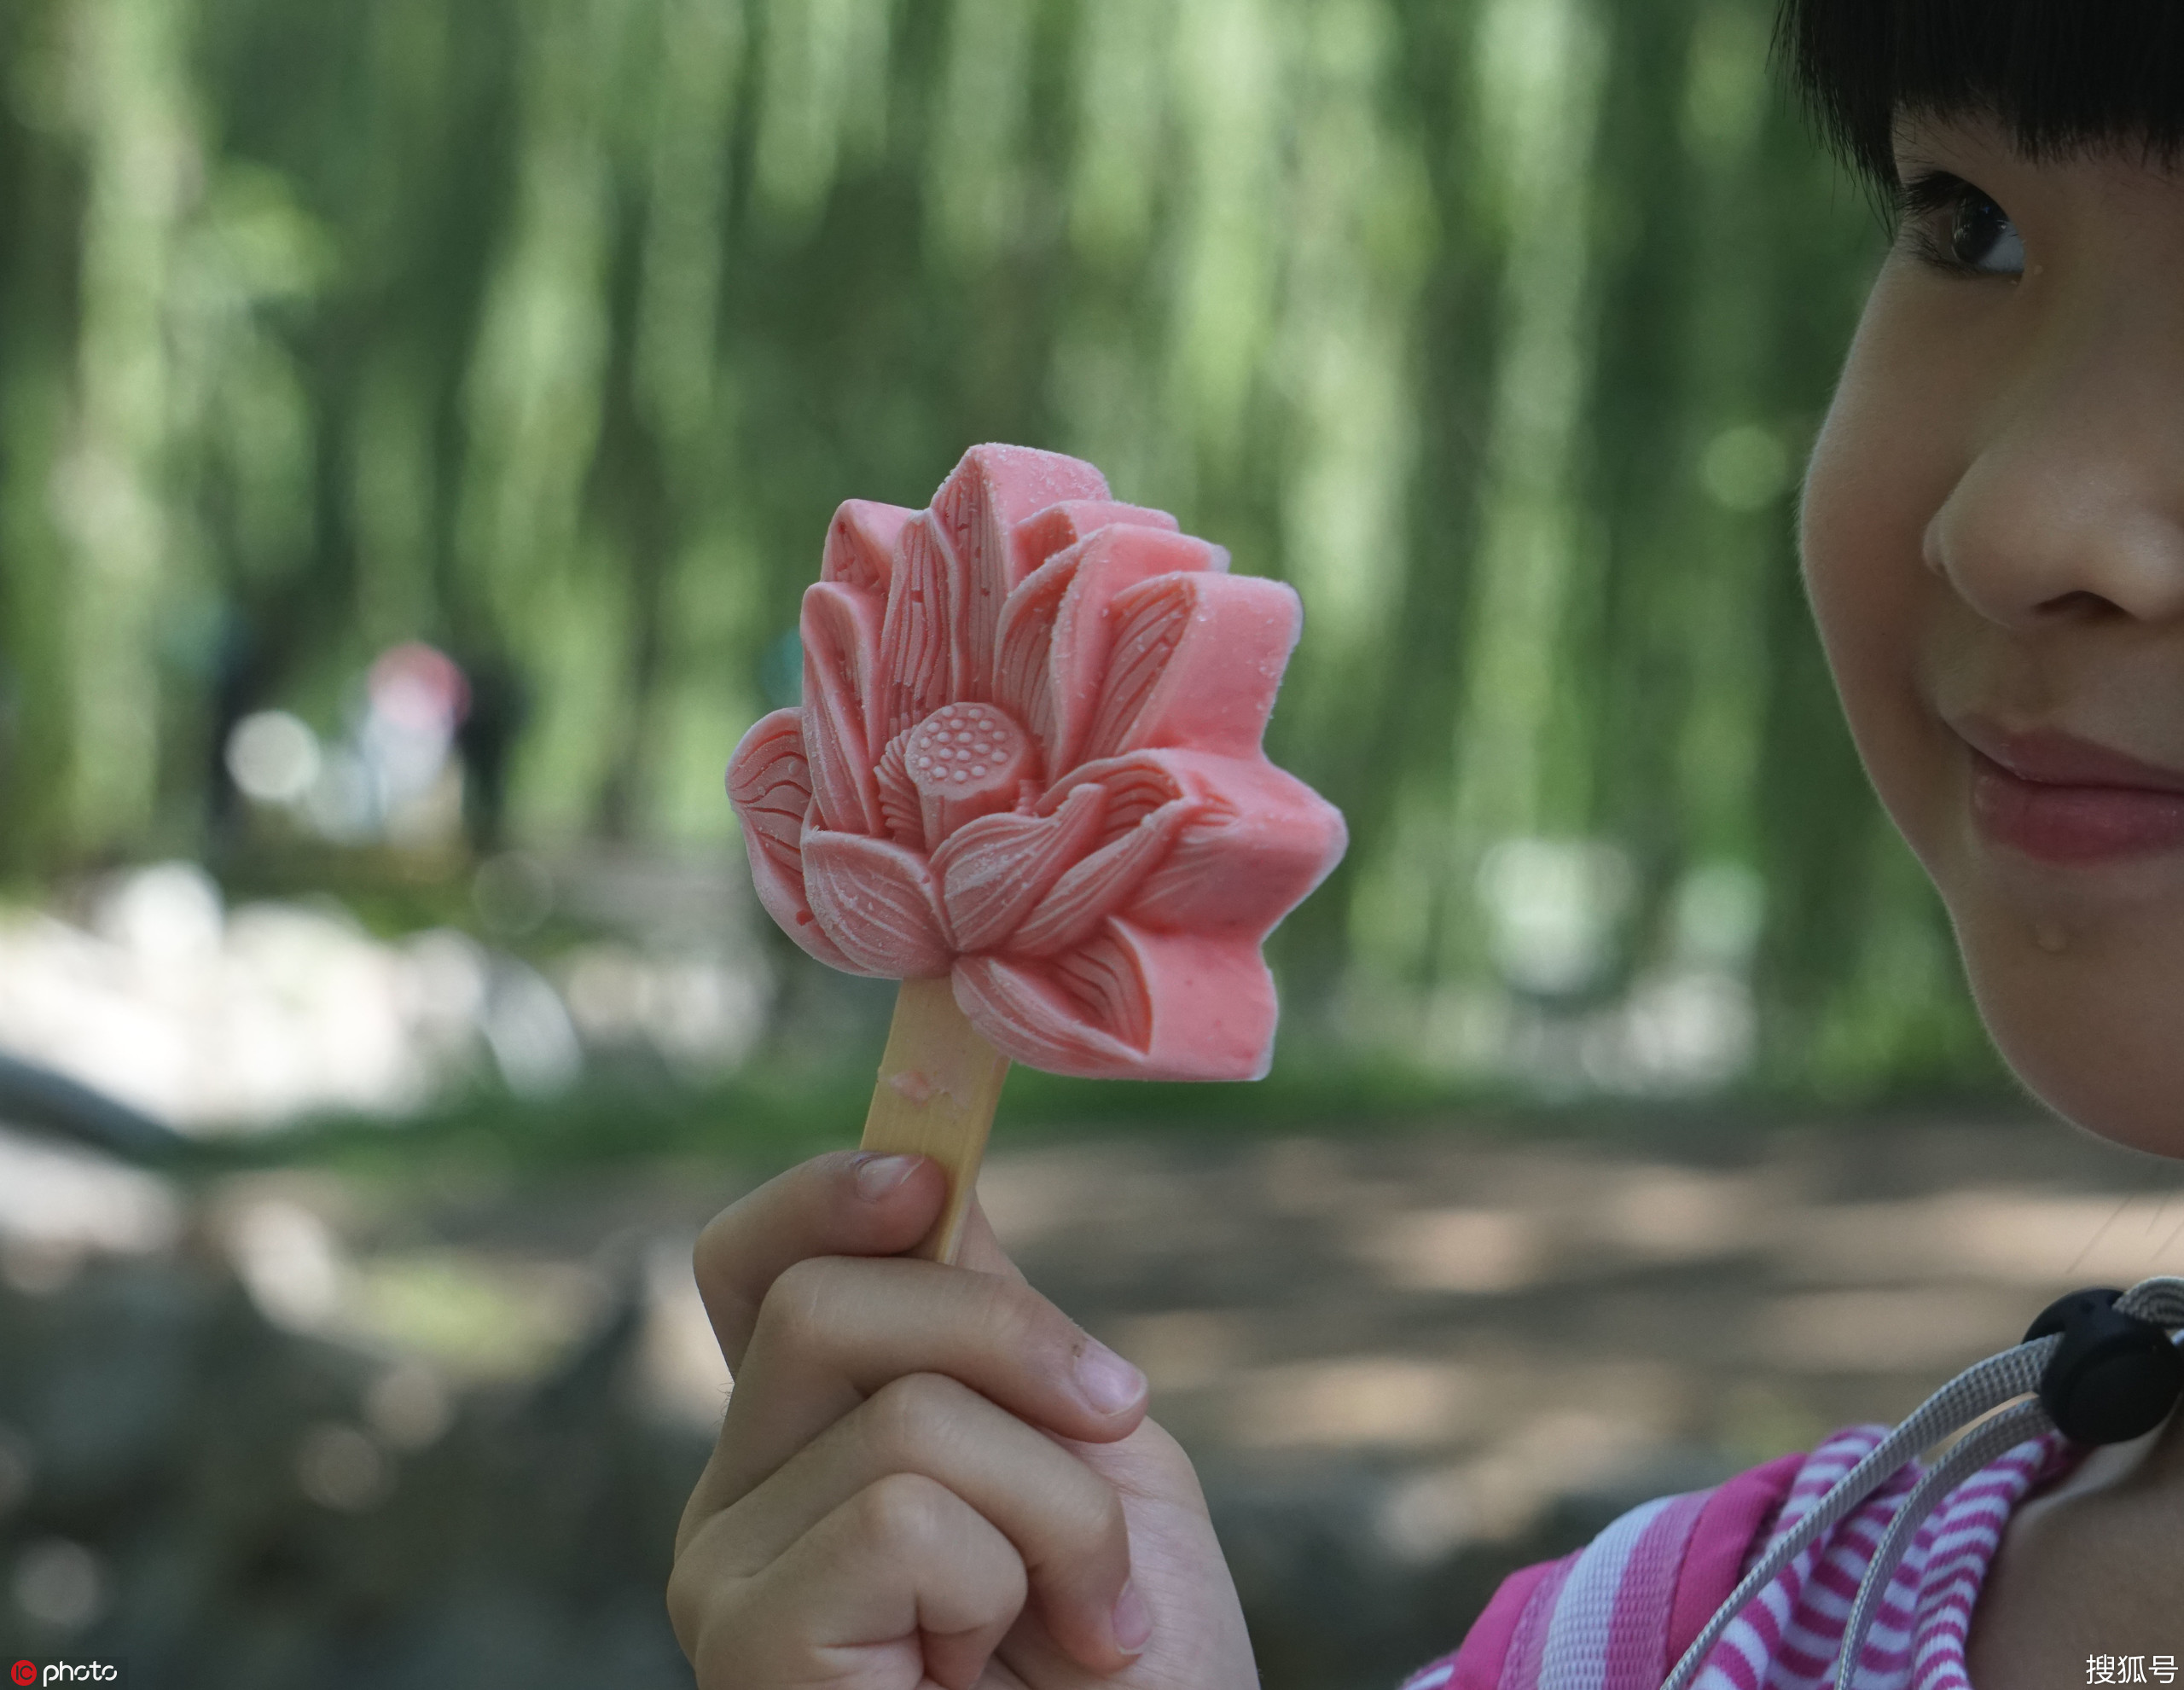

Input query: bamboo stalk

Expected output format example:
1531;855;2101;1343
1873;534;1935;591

858;977;1012;1264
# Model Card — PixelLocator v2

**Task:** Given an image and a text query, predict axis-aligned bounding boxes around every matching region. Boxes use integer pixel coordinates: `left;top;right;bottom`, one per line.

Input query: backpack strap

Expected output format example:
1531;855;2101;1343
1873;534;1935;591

1404;1450;1806;1690
1663;1451;1804;1663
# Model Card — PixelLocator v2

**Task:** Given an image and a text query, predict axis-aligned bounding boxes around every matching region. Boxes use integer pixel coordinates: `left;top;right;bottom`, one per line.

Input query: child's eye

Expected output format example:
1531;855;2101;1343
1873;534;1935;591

1948;190;2025;274
1898;170;2027;279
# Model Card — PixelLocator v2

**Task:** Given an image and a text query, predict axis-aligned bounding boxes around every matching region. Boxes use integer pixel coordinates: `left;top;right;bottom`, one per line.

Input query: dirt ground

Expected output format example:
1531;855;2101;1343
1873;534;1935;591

6;1109;2182;1687
980;1114;2184;1686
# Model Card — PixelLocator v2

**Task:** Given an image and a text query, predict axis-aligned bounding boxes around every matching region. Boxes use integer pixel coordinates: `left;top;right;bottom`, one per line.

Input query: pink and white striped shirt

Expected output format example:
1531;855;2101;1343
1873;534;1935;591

1403;1424;2082;1690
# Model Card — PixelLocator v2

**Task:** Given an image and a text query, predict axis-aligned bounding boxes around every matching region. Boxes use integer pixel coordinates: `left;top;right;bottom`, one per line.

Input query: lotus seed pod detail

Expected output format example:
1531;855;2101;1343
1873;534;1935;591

726;444;1347;1080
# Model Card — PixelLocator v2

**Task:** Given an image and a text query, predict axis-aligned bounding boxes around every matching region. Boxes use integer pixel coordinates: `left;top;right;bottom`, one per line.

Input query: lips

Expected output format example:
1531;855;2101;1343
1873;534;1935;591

1957;722;2184;865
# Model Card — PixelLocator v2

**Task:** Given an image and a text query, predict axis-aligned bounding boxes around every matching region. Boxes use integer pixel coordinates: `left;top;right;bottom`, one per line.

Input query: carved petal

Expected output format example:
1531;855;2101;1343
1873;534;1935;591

875;512;963;743
873;733;926;851
1124;757;1349;939
1008;797;1194;957
1008;499;1177;584
800;582;883;833
726;710;808;881
992;504;1182;759
931;781;1107;955
952;932;1145;1075
993;549;1081;767
1040;749;1188;844
1042;527;1230;775
822;500;914;599
1078;572;1300;765
931;445;1111;704
724;711;857;972
952;919;1279;1079
1036;746;1347;938
802;828;953;977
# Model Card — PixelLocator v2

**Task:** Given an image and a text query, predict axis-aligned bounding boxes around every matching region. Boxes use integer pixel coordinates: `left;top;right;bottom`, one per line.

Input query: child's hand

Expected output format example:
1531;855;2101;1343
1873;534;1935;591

668;1150;1258;1690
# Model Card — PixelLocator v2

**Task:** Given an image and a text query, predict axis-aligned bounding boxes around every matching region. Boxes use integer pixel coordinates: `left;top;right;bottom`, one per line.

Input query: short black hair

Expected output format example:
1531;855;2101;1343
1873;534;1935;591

1778;0;2184;187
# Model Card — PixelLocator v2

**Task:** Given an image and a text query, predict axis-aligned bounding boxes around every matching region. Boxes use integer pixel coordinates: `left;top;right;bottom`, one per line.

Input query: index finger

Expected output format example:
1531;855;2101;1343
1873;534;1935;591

694;1151;1026;1373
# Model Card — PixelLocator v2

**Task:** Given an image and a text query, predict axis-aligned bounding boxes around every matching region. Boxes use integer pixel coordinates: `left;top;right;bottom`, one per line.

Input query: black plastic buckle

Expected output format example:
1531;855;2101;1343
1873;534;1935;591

2024;1288;2184;1446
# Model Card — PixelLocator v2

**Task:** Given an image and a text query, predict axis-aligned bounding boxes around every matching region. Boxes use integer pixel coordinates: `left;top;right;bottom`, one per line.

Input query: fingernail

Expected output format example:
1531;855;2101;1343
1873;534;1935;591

1075;1339;1146;1415
1112;1580;1152;1654
852;1154;919;1201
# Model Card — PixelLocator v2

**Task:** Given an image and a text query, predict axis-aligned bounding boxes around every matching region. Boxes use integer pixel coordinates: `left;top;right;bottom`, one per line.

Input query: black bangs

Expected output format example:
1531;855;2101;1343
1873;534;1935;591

1779;0;2184;187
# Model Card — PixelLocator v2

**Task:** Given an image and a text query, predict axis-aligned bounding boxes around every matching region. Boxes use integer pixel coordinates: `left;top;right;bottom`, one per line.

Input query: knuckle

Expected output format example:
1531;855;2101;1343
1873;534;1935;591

863;1370;974;1461
846;1475;1028;1628
665;1536;741;1664
749;1255;843;1356
856;1470;954;1549
690;1591;771;1690
771;1252;842;1308
663;1556;706;1652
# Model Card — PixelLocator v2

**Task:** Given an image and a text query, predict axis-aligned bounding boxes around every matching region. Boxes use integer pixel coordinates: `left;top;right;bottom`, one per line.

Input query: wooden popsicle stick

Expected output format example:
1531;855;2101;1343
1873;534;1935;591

859;977;1011;1264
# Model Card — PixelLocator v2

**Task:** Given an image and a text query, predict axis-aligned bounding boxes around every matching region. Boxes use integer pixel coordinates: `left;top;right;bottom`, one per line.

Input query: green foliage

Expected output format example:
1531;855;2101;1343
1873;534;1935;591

0;0;1998;1095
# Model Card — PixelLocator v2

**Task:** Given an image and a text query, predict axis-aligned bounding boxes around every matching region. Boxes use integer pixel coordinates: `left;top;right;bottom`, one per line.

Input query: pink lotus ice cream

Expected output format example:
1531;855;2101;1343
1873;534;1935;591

727;444;1346;1080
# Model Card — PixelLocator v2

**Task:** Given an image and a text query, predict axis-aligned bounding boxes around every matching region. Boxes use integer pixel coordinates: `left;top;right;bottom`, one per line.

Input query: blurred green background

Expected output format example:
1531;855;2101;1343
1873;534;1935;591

0;0;2006;1104
0;2;2065;1687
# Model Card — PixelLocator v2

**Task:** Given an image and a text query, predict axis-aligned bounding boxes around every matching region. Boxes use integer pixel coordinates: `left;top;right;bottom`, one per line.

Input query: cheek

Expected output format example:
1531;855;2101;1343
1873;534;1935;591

1804;276;2184;1154
1799;345;1961;862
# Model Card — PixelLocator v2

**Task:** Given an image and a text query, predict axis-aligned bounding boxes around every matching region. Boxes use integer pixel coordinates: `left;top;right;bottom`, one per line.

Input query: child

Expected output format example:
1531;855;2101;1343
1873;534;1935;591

665;1;2184;1685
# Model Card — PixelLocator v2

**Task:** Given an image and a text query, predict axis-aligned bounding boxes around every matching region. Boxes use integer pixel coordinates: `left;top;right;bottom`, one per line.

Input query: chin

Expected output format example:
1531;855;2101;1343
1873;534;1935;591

1955;914;2184;1161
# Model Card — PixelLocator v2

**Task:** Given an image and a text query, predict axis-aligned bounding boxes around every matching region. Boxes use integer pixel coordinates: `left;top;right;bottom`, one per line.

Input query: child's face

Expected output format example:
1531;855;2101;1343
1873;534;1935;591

1804;115;2184;1153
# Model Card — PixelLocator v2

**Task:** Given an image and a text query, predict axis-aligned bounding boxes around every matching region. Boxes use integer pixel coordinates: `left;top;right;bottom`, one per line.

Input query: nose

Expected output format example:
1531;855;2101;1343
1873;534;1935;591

1924;317;2184;630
